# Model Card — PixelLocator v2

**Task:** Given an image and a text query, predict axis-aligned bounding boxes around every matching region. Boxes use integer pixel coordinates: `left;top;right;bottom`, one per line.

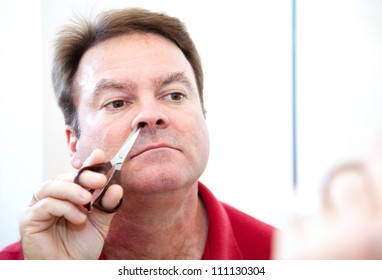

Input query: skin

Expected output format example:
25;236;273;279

19;33;210;259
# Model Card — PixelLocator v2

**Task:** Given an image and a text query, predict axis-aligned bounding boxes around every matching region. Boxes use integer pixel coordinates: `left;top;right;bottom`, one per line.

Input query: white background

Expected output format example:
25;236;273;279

1;0;382;250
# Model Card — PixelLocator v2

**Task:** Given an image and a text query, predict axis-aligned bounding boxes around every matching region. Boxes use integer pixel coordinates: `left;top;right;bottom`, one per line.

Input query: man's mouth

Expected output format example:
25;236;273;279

130;143;179;159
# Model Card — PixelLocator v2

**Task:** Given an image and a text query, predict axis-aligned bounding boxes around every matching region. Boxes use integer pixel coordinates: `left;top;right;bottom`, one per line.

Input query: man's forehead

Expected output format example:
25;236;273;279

78;33;188;73
73;33;197;100
82;32;181;62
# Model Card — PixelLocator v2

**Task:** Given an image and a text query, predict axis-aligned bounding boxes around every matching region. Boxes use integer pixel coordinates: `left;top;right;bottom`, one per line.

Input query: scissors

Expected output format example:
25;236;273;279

74;126;141;213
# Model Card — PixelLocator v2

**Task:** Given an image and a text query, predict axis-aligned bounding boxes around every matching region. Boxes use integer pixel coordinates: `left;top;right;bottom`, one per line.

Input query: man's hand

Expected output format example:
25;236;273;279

19;149;123;259
273;139;382;259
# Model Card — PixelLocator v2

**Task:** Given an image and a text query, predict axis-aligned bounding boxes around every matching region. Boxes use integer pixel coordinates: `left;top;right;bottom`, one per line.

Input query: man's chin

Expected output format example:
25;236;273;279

122;173;192;194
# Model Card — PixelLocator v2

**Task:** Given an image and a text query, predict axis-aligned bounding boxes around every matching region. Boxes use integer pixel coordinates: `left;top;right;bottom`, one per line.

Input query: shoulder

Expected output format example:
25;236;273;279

198;182;275;259
223;202;274;237
0;241;24;260
222;203;275;252
222;202;275;257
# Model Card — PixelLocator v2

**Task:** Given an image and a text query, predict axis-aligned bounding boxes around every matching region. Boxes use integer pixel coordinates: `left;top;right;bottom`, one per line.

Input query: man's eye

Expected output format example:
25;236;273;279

166;92;185;101
105;100;126;109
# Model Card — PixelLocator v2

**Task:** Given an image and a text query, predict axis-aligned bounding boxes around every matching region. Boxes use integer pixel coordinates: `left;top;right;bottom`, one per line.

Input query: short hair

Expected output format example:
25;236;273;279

52;8;205;137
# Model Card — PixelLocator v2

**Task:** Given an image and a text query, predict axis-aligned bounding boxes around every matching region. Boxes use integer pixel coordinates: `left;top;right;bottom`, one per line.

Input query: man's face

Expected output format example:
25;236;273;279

70;33;210;194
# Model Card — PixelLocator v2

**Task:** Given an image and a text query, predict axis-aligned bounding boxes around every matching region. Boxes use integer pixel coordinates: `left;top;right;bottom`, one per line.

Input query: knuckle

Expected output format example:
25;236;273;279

55;172;77;182
40;179;53;192
38;196;51;207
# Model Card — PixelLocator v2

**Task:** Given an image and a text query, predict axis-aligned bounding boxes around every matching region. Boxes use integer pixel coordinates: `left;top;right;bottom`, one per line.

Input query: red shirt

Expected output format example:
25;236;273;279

0;182;274;260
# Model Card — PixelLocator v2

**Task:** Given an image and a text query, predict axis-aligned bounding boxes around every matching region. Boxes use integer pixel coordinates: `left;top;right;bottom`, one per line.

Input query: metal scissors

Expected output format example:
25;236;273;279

74;126;141;213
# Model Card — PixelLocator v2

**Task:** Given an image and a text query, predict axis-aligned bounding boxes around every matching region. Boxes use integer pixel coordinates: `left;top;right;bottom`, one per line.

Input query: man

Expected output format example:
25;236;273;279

0;8;273;260
4;7;382;261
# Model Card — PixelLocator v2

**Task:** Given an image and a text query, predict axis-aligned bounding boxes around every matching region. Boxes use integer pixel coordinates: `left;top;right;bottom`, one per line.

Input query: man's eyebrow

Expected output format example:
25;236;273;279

91;72;194;97
153;71;195;90
92;79;136;97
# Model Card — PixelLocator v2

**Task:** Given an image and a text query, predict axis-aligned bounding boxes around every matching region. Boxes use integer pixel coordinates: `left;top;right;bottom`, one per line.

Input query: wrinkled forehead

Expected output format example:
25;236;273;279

73;33;197;100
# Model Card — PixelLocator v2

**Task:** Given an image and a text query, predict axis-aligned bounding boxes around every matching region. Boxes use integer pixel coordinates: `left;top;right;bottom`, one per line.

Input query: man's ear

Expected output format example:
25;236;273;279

65;125;82;169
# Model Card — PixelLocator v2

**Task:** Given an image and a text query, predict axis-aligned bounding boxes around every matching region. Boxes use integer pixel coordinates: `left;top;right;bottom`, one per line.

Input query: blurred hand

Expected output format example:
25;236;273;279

273;139;382;259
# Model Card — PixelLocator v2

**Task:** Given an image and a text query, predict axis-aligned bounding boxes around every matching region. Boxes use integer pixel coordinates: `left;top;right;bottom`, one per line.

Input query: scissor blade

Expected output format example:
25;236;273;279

111;126;141;165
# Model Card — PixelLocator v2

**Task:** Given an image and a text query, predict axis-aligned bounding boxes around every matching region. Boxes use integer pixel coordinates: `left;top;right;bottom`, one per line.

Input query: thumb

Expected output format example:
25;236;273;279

82;149;107;168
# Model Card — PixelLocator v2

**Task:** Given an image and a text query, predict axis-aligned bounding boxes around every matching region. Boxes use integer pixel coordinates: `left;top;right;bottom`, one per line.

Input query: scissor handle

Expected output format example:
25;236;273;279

74;162;122;213
92;168;122;213
75;162;113;179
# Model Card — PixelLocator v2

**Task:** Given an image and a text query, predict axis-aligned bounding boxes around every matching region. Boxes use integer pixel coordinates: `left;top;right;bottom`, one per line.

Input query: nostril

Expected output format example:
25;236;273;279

155;119;164;126
138;122;147;128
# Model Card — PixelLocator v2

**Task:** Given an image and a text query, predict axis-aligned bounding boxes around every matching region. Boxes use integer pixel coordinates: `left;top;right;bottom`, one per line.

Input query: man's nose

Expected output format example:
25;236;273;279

131;102;169;129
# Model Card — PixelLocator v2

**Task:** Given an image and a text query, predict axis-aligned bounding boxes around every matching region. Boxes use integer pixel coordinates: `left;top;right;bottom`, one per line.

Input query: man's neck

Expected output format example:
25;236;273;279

102;183;208;259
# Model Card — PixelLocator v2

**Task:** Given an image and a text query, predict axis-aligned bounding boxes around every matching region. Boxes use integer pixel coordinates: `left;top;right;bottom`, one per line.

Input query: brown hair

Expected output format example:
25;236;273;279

52;8;205;137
